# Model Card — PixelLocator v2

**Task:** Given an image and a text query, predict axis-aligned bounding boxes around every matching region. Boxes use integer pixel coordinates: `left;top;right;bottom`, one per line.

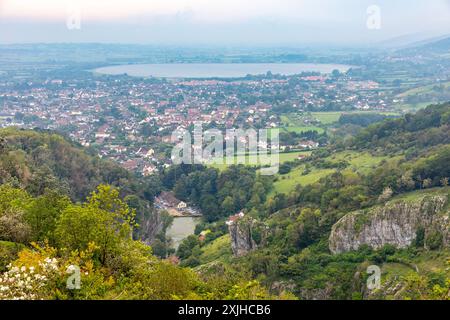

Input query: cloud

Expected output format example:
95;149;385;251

0;0;373;22
0;0;449;44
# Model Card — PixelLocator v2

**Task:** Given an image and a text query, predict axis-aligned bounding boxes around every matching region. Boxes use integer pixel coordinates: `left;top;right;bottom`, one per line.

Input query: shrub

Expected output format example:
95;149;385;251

426;230;443;250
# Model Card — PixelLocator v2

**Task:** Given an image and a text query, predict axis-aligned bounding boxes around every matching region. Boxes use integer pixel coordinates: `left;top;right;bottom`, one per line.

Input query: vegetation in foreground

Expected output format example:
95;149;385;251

1;103;450;300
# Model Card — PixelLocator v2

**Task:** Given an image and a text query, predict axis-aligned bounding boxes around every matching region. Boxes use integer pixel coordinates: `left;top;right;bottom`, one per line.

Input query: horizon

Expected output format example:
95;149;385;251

1;0;449;45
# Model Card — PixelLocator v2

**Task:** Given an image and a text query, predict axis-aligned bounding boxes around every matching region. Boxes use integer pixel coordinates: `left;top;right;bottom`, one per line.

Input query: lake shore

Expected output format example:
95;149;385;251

93;63;352;78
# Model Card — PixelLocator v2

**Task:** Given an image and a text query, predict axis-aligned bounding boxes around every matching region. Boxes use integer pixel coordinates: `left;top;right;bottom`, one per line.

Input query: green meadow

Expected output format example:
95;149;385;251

271;166;335;195
271;151;401;195
206;151;312;171
311;111;401;124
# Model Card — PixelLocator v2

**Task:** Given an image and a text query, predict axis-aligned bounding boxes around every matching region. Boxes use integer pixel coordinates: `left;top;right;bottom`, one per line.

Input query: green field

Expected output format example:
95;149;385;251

311;112;342;124
282;126;324;134
271;166;335;195
393;81;450;111
394;101;437;112
328;151;392;174
278;114;325;134
397;81;450;98
271;151;400;195
310;111;401;124
207;151;312;171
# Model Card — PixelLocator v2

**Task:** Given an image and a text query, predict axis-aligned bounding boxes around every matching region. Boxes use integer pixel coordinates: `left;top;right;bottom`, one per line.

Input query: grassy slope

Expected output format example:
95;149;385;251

397;81;450;98
279;114;325;134
390;186;450;203
394;81;450;111
311;111;401;124
199;234;233;264
380;249;450;293
271;151;398;195
272;166;335;195
207;151;312;171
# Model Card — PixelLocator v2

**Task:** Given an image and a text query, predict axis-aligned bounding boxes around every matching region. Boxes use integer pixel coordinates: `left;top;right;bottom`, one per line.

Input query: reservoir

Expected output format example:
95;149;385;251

94;63;351;78
167;217;201;249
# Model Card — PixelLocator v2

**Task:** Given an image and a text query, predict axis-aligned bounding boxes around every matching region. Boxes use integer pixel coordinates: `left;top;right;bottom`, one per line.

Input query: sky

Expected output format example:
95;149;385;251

0;0;449;45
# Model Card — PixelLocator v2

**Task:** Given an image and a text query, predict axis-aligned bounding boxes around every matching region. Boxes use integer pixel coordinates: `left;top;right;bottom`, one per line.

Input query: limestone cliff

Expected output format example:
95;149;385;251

329;194;450;254
135;208;168;245
228;217;267;257
229;222;256;257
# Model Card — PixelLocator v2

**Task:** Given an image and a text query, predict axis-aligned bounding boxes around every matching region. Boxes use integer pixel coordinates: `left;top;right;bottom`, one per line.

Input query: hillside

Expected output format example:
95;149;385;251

1;103;450;300
0;129;293;300
0;128;165;243
397;35;450;54
349;102;450;151
414;36;450;53
175;103;450;300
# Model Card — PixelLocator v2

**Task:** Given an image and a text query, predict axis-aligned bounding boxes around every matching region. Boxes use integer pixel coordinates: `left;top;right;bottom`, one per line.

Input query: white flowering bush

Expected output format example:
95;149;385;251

0;242;118;300
0;258;58;300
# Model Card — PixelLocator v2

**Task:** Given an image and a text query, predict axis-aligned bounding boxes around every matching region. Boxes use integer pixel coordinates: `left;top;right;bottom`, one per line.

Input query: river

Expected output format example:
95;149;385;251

166;217;202;250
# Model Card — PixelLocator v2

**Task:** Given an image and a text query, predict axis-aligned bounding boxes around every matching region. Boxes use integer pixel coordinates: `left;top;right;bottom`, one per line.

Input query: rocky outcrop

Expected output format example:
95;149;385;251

329;194;450;254
228;217;267;257
138;209;168;245
229;219;257;257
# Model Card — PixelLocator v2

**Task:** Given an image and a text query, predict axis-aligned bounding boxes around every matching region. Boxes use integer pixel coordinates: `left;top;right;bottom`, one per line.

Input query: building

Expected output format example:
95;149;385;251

142;164;157;176
226;211;245;226
177;201;187;209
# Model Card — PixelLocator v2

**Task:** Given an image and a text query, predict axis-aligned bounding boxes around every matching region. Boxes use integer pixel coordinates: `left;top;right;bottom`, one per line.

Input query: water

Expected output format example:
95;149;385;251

94;63;351;78
167;217;201;249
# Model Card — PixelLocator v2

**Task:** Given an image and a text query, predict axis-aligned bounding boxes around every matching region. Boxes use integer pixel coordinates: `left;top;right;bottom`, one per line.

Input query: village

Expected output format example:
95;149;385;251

0;70;397;176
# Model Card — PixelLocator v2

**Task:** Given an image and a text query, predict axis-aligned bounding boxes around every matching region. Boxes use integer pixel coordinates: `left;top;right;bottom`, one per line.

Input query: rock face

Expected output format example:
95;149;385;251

139;210;167;245
329;195;450;254
229;219;257;257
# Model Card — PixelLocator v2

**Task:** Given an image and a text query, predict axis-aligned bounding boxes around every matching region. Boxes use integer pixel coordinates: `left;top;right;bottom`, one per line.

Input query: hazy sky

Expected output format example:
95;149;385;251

0;0;449;45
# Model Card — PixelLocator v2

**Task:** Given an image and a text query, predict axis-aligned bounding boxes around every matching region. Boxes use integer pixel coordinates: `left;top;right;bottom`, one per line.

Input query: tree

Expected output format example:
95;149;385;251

331;69;341;78
0;208;31;243
287;208;321;249
414;226;425;248
422;178;432;189
176;235;199;260
87;185;136;229
426;230;443;250
198;195;218;222
398;171;416;191
0;137;6;154
24;190;70;244
0;184;30;212
55;185;136;265
378;187;393;203
221;196;235;215
248;193;262;208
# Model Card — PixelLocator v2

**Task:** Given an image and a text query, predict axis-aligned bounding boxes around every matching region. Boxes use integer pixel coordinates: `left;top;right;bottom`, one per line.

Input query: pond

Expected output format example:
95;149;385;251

166;217;202;249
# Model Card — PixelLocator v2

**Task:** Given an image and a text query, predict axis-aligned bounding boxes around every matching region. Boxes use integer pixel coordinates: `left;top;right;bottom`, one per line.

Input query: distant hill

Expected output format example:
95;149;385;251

421;36;450;52
397;34;450;53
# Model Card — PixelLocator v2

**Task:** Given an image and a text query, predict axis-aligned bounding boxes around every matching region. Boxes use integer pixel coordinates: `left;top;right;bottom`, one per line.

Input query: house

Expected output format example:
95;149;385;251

121;159;139;171
156;191;184;209
298;140;319;149
142;164;157;176
226;212;245;226
177;201;187;209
